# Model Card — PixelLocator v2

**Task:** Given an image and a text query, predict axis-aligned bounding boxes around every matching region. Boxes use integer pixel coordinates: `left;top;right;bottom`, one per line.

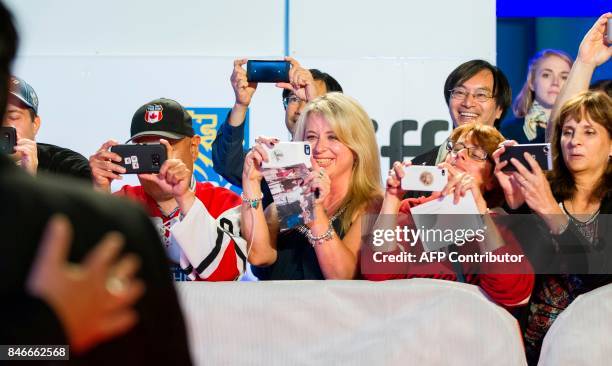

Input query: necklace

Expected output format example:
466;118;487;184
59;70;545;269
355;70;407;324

561;201;600;225
561;201;600;244
296;206;347;236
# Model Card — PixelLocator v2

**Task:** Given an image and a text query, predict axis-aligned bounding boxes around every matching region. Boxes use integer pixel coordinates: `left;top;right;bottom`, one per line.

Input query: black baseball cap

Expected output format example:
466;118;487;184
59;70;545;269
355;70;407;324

9;76;39;114
129;98;194;142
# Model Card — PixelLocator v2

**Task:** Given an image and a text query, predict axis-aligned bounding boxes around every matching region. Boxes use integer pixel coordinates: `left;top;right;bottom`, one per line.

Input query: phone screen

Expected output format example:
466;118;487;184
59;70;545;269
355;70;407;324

500;143;551;172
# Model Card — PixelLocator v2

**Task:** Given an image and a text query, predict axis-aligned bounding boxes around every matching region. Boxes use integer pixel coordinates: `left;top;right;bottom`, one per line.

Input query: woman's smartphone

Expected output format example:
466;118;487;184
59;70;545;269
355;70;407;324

261;142;311;169
500;143;552;172
247;60;290;83
401;165;447;192
109;144;167;174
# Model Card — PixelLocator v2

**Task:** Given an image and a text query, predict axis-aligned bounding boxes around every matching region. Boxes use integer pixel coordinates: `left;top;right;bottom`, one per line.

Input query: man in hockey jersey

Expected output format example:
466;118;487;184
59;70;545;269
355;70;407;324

89;98;246;281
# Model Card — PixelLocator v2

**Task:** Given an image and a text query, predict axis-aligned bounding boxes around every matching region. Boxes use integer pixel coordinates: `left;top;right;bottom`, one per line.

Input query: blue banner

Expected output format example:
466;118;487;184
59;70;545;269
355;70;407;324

186;107;249;194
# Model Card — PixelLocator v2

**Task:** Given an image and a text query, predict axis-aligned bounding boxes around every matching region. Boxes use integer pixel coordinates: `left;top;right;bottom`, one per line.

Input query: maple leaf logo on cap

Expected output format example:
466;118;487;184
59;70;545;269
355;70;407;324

144;104;164;123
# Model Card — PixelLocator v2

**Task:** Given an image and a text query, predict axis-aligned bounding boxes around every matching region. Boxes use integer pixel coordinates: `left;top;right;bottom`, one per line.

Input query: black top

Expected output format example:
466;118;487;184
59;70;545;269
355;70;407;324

37;142;92;181
499;118;546;144
0;154;192;365
252;214;347;280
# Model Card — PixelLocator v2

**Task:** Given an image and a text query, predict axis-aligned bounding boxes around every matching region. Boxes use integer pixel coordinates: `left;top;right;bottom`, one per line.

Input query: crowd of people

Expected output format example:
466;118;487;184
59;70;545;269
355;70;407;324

1;1;610;363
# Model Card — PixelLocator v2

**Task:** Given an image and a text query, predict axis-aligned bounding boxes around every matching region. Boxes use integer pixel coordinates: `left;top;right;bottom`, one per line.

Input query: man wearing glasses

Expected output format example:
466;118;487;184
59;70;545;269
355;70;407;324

211;57;342;206
412;59;511;167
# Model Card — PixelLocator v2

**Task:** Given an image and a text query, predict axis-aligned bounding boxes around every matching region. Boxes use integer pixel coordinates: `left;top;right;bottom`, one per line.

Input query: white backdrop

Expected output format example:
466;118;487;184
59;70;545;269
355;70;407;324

5;0;495;183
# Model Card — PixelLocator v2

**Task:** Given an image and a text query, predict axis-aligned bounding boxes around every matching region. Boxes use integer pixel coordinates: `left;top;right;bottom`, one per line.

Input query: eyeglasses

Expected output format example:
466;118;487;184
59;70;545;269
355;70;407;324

446;140;488;161
449;88;494;103
282;96;302;109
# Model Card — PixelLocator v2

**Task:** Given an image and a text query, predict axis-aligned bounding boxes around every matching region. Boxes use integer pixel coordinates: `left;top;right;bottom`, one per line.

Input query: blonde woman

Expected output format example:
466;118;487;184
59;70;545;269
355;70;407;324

500;49;573;143
241;92;383;280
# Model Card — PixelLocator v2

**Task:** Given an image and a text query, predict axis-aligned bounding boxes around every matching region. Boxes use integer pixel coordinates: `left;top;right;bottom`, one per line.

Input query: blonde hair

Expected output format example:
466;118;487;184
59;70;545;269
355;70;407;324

513;49;573;117
293;92;383;233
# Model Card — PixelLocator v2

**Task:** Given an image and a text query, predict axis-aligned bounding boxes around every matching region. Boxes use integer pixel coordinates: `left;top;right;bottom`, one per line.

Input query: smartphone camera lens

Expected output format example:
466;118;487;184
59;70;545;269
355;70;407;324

152;153;161;167
304;145;311;155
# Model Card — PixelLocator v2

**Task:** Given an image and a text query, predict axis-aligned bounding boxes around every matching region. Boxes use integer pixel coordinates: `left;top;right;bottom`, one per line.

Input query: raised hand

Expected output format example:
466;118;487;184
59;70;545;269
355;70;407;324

89;140;126;192
27;215;145;354
231;58;258;107
577;13;612;67
440;162;488;214
13;137;38;175
492;140;525;209
276;57;320;102
509;152;560;217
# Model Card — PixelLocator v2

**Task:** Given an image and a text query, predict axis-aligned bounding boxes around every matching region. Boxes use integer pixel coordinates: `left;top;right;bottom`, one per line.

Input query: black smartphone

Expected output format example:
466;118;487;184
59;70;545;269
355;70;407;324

500;143;552;172
247;60;290;83
109;144;167;174
0;126;16;154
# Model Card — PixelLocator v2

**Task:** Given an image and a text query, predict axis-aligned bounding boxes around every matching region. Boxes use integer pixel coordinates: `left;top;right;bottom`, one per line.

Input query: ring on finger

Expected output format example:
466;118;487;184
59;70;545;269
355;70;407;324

106;276;127;296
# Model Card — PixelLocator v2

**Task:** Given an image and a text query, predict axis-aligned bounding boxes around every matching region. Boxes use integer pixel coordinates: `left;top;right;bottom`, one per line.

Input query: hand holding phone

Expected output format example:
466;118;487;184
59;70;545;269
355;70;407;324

500;143;552;172
109;144;168;174
0;126;16;154
401;165;448;192
247;60;290;83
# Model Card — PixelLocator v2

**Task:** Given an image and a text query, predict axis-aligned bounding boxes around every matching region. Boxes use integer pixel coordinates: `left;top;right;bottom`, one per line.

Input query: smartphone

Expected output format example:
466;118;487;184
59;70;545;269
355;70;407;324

261;142;312;169
608;18;612;44
401;165;447;192
247;60;290;83
0;126;16;154
109;144;167;174
500;143;552;172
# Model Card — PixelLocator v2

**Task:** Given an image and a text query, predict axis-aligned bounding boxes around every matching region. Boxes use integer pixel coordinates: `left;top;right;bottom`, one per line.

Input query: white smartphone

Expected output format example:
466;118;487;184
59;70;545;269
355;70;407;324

401;165;448;192
261;141;312;169
608;18;612;44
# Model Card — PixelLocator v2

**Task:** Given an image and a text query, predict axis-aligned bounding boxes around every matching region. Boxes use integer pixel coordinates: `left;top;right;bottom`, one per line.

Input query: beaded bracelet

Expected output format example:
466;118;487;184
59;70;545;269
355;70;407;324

307;224;335;246
297;221;335;246
241;192;264;209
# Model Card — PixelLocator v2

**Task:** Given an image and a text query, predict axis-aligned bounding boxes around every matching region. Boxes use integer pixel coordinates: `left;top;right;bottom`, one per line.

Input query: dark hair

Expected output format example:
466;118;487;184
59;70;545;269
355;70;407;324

549;91;612;202
590;79;612;98
0;3;18;123
443;60;512;128
282;68;343;99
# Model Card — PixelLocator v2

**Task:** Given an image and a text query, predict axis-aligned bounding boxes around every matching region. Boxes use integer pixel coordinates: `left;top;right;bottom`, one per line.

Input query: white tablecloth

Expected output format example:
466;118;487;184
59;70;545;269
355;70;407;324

177;279;526;366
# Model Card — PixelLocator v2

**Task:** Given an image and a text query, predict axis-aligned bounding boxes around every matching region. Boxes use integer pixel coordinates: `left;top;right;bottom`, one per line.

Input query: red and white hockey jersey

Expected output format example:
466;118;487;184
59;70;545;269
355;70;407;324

115;182;246;281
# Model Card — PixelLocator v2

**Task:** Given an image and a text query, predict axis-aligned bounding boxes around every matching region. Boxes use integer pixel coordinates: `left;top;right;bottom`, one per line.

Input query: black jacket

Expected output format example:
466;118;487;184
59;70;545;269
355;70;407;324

0;155;192;365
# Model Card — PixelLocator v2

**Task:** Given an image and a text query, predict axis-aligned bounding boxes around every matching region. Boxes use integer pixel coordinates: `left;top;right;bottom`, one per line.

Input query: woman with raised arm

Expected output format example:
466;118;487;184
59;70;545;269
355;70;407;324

241;92;383;280
496;90;612;365
364;123;534;309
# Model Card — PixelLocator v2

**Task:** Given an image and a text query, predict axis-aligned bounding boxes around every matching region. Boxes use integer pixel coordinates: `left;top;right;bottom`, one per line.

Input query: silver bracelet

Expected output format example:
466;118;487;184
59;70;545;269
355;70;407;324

297;221;335;246
241;192;263;209
306;224;335;246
